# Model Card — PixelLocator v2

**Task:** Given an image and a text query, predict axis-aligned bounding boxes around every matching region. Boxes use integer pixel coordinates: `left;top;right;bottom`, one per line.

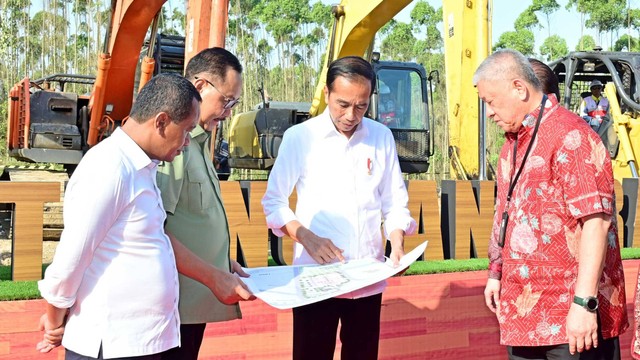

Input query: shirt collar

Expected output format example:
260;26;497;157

319;108;369;140
113;127;156;170
190;124;209;144
512;93;557;140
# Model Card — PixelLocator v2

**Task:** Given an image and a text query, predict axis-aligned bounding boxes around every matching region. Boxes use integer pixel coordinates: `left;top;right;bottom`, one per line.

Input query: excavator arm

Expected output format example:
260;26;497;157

309;0;413;116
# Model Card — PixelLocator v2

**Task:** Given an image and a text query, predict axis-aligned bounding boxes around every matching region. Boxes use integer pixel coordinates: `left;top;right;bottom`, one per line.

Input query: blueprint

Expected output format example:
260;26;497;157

241;241;428;309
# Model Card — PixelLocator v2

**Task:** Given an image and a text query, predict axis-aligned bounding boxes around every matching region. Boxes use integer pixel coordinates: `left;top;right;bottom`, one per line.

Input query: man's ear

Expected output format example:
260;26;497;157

323;85;329;104
154;112;170;136
512;79;529;100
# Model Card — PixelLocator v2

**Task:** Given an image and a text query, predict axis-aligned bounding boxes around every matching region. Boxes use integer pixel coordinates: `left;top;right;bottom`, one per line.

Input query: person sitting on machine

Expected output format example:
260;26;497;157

378;83;398;127
579;79;609;132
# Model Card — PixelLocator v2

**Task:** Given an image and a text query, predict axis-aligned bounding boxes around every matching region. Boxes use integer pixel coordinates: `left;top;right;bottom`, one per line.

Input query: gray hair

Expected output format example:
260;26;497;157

473;49;541;91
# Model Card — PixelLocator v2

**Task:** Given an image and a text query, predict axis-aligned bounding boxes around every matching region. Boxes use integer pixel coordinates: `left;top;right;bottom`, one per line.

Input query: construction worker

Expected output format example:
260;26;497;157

579;79;609;131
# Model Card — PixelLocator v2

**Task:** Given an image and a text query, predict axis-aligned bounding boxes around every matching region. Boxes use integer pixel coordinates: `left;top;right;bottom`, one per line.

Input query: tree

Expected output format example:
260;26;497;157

540;34;568;60
532;0;560;38
494;29;536;56
614;34;640;51
514;7;540;31
575;34;596;50
380;22;417;62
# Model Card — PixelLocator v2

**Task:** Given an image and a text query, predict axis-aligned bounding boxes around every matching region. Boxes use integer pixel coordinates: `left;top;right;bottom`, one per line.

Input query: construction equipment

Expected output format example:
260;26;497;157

227;0;492;177
227;0;436;174
6;0;227;168
7;0;493;179
548;50;640;182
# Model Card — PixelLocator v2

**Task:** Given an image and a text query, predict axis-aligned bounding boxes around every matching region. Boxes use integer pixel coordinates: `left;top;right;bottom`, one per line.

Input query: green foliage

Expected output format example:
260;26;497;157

614;34;640;51
575;35;596;50
494;29;536;56
380;23;416;62
515;7;540;31
540;35;568;61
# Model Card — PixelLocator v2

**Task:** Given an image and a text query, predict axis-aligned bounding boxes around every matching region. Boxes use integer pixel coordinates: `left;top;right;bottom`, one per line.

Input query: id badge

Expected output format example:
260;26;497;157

498;211;509;248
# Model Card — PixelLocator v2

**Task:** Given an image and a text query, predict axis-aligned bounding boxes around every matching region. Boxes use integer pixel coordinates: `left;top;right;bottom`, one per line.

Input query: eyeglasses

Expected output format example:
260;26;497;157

195;76;240;110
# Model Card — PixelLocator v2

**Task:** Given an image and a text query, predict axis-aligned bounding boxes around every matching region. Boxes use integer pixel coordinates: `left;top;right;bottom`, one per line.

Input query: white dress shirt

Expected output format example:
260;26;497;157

262;110;417;299
38;128;180;358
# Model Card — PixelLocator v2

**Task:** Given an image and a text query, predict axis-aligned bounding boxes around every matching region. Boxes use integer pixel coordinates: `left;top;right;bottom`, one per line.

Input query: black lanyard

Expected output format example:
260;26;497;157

498;94;547;247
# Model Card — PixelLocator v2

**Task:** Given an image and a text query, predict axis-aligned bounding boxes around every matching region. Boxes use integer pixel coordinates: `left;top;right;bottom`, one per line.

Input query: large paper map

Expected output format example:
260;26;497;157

241;241;428;309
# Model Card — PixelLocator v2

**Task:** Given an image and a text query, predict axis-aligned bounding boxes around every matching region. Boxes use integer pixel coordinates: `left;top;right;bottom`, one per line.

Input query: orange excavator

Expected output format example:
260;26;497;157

6;0;229;169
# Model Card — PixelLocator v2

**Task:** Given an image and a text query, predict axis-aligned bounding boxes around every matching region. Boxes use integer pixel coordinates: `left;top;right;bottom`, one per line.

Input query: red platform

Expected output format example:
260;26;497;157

2;260;639;360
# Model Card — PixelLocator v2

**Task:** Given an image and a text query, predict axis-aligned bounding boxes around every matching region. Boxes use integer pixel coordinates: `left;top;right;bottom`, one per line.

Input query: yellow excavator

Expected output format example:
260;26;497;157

227;0;492;178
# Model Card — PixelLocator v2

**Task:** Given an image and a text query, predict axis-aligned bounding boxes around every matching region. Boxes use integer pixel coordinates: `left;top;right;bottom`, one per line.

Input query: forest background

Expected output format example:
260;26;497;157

1;0;640;179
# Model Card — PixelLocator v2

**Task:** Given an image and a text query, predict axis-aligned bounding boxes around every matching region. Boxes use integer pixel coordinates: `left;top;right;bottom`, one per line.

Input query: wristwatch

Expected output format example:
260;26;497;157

573;295;599;312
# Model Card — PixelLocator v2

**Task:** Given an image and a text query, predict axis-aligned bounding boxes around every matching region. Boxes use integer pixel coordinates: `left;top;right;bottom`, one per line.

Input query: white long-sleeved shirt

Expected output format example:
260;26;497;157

262;110;417;299
38;128;180;359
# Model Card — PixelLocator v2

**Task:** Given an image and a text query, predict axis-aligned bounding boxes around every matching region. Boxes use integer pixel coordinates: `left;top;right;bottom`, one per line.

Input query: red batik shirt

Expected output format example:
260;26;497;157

487;95;628;346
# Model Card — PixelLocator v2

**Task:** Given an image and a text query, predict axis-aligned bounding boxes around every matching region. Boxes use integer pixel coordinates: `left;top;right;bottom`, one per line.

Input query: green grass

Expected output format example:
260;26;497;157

2;247;640;301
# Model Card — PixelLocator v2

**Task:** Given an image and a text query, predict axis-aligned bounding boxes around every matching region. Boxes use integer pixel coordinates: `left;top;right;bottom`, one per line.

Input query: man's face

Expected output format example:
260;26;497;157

591;86;602;97
324;75;371;138
160;98;200;162
477;78;526;133
197;69;242;131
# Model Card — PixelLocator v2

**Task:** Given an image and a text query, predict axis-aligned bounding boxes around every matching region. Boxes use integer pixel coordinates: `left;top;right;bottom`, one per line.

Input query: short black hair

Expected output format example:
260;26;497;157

185;47;243;83
326;56;375;96
130;73;201;124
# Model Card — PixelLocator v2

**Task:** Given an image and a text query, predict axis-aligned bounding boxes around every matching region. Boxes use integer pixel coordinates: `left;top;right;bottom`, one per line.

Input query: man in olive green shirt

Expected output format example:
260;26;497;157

156;47;247;360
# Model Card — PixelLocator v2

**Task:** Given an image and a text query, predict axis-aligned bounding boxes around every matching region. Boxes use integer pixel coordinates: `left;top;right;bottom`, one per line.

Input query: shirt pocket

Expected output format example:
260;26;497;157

186;168;214;212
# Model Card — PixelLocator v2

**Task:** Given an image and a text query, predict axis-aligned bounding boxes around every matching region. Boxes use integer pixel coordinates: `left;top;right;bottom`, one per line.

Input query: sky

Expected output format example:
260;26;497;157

321;0;640;55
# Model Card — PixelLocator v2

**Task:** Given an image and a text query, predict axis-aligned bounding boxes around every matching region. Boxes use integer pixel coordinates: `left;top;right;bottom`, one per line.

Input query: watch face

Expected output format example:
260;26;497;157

586;297;598;311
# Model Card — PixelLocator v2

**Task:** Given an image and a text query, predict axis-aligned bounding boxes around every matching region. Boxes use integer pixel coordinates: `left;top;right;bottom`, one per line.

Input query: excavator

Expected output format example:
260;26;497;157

6;0;492;181
226;0;492;178
6;0;229;169
548;50;640;182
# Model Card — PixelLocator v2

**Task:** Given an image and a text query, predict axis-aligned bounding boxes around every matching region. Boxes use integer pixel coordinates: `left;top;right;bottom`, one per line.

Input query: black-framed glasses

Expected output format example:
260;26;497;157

195;76;240;110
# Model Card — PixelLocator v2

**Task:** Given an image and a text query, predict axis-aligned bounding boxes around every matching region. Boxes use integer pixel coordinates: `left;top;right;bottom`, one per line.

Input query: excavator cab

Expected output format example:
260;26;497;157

548;50;640;180
370;58;432;173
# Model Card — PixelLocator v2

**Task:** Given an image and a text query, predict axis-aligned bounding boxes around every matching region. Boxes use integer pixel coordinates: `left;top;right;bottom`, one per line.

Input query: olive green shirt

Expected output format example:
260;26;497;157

157;125;241;324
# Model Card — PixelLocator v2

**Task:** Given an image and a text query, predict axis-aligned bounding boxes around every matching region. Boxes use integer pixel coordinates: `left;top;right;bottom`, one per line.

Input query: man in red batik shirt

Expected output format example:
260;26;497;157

476;49;627;360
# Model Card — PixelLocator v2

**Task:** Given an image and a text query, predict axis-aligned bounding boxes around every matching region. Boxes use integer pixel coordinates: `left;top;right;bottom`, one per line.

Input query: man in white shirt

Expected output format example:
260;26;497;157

262;56;417;360
37;73;253;360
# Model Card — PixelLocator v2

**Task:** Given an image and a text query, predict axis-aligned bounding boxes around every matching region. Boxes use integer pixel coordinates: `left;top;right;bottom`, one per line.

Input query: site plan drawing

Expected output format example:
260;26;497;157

241;241;428;309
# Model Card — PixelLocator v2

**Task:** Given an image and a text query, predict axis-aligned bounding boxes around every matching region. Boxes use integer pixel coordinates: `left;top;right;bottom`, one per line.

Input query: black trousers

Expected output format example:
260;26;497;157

507;337;620;360
160;323;207;360
292;293;383;360
66;346;168;360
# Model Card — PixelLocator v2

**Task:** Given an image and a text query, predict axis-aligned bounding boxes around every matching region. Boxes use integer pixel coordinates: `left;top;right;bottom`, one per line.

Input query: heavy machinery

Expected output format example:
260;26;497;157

6;0;492;181
6;0;228;168
227;0;492;177
548;50;640;182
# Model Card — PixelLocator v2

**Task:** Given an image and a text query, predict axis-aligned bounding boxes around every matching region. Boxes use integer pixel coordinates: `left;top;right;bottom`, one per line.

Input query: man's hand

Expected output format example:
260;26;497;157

566;303;598;354
297;228;345;265
211;269;256;305
36;313;65;353
484;278;501;314
231;260;250;277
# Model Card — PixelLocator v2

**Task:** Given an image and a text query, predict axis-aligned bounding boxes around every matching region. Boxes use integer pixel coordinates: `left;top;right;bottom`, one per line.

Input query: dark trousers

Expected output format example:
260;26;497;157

292;293;383;360
160;323;207;360
507;337;620;360
65;346;168;360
